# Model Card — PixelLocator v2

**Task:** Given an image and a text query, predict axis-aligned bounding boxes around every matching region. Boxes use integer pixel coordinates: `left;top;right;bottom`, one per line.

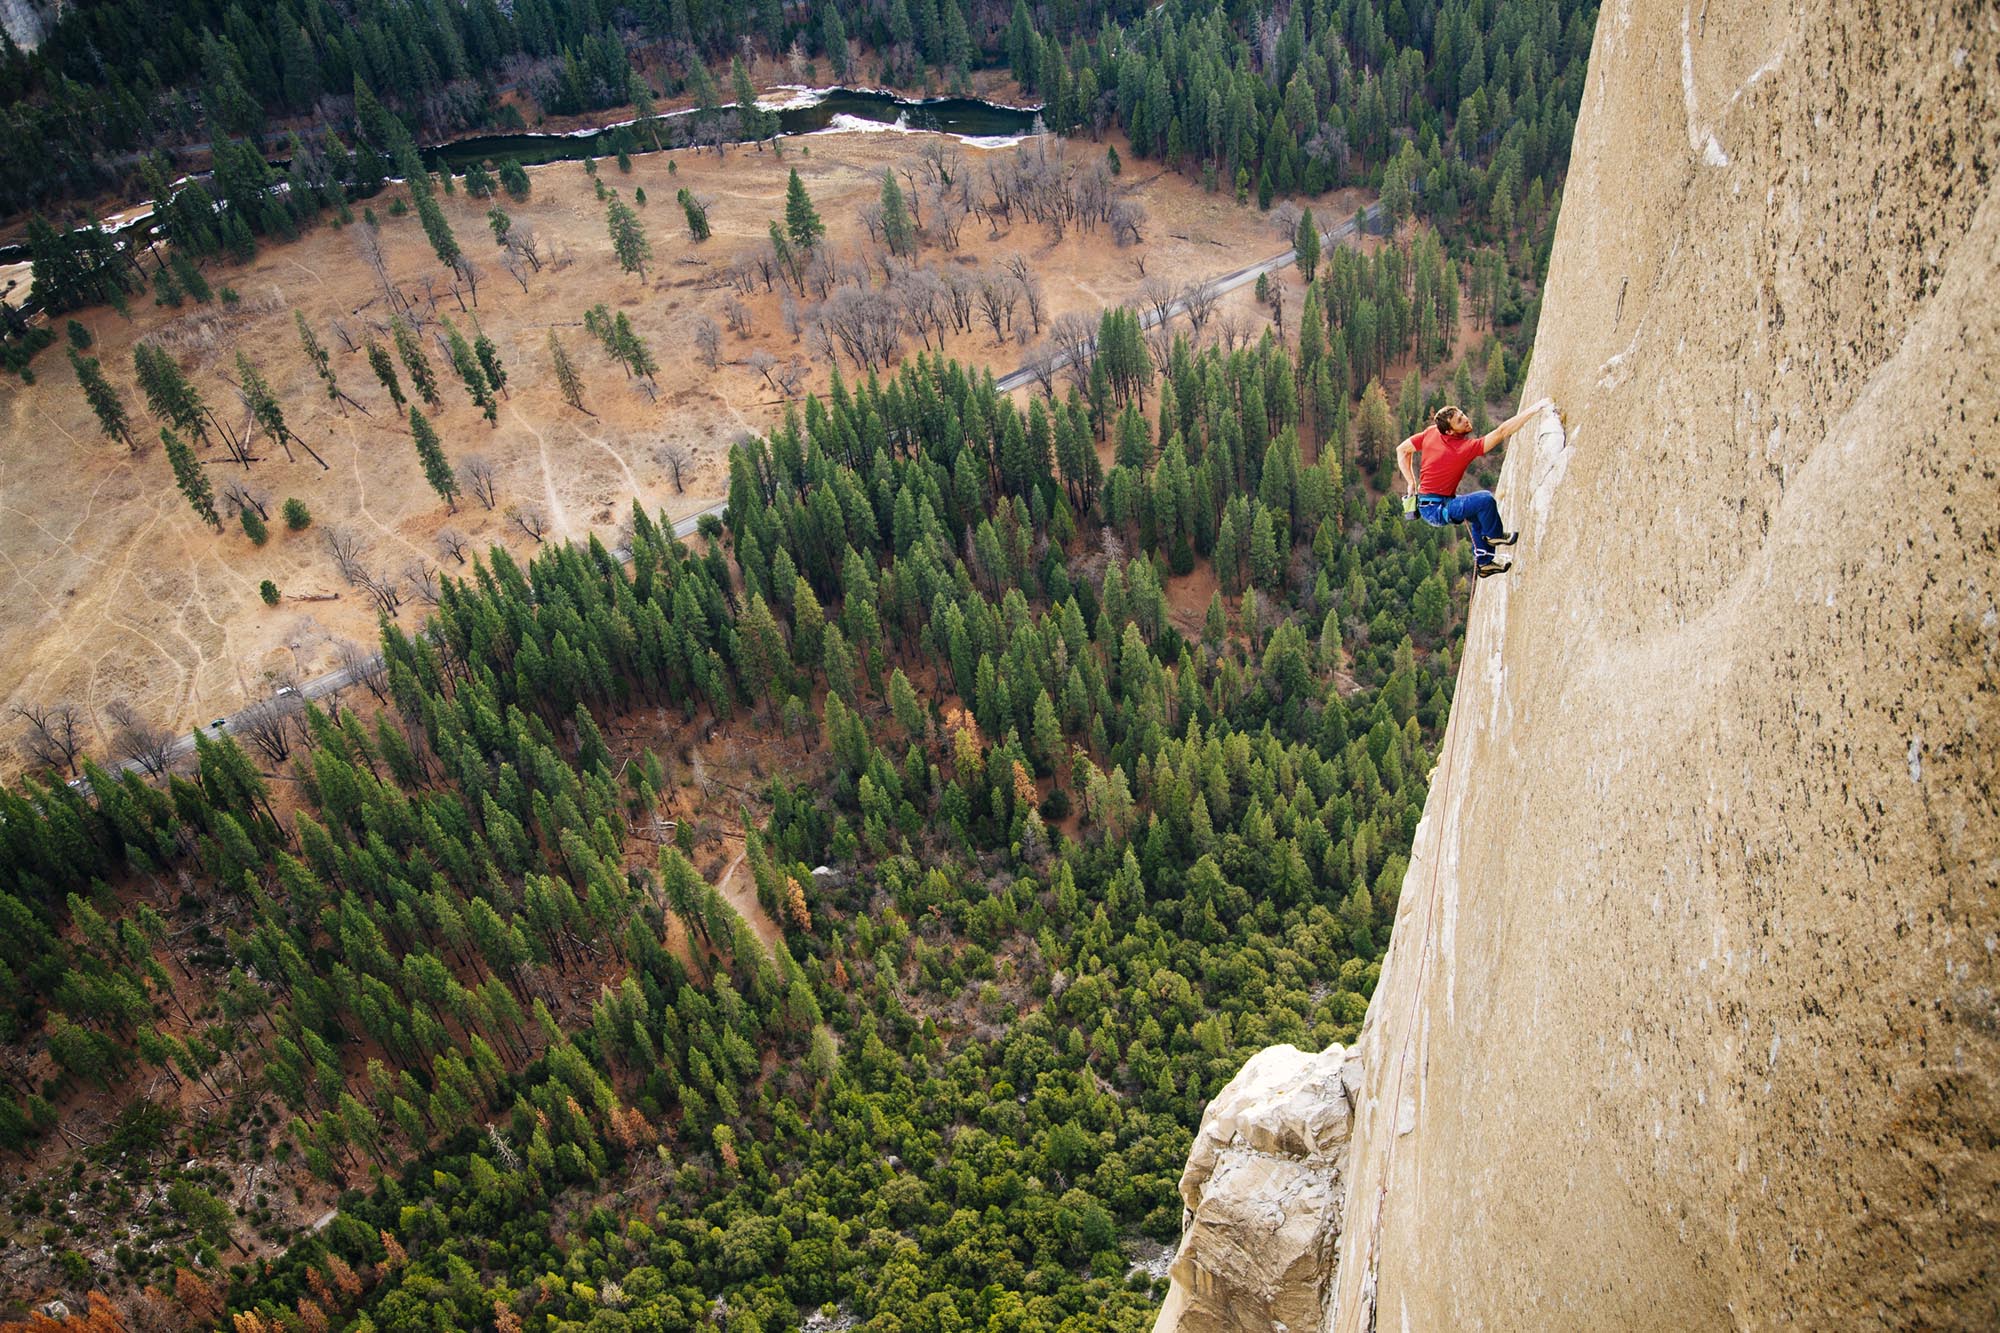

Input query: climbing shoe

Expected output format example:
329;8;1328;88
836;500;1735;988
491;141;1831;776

1489;529;1518;546
1475;559;1511;578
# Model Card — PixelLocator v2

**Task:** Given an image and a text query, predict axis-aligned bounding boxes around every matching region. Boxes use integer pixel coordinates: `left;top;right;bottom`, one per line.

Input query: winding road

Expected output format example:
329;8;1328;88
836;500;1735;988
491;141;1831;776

993;203;1384;393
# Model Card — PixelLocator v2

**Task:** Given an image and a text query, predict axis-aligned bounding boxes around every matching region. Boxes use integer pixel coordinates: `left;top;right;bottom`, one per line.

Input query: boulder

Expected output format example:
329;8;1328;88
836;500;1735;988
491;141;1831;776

1156;1043;1362;1333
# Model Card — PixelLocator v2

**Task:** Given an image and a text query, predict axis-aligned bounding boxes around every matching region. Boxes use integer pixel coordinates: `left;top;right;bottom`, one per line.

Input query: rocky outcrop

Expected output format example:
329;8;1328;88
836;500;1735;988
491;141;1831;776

1159;2;2000;1330
1154;1044;1362;1333
0;0;55;51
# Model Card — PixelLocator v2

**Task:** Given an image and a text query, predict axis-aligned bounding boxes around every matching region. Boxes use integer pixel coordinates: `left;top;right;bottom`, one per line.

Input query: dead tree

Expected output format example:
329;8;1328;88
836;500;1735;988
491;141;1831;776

436;527;470;564
14;702;85;775
222;482;271;521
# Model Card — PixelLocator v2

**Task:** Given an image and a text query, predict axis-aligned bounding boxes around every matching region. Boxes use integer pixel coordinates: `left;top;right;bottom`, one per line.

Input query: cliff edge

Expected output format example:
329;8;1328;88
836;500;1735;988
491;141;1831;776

1161;1;1999;1329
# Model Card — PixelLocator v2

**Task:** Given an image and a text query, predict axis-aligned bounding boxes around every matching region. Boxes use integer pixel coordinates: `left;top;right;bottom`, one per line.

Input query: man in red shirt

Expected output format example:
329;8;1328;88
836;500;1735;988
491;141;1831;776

1395;398;1551;577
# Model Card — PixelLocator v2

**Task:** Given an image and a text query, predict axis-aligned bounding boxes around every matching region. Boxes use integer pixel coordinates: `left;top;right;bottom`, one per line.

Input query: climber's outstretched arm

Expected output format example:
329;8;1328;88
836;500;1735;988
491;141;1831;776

1481;397;1555;453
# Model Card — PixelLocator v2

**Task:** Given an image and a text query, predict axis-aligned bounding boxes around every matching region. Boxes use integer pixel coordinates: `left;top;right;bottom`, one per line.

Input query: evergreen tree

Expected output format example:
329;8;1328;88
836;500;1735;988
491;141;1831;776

548;332;586;412
133;343;210;445
408;407;458;511
162;427;220;528
880;170;916;258
605;194;651;279
784;170;825;252
677;189;711;242
70;350;133;449
1295;208;1321;281
444;319;498;424
366;340;406;408
392;317;441;410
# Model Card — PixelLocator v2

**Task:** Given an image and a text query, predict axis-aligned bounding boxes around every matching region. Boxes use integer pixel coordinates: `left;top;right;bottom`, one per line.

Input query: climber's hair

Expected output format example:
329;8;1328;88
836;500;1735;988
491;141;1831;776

1433;405;1471;435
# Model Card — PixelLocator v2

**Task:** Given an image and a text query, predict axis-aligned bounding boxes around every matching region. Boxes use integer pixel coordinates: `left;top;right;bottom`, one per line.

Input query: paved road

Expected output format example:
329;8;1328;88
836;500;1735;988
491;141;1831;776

108;500;729;782
994;203;1383;393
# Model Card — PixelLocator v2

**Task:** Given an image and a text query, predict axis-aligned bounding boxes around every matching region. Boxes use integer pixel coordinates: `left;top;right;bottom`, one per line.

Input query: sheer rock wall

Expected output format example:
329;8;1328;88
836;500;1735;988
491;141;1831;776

1160;1;1999;1329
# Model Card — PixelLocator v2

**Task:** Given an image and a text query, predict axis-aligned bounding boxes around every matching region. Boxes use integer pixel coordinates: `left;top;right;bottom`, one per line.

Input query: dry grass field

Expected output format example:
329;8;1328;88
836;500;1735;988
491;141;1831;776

0;124;1359;769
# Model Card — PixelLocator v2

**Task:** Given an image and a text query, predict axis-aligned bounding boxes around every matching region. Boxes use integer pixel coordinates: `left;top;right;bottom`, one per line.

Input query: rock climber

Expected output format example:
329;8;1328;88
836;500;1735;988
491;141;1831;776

1396;398;1552;577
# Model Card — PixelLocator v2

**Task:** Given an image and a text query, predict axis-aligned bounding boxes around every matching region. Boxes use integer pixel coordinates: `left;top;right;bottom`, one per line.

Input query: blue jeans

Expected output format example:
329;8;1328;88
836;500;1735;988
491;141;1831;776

1417;491;1505;562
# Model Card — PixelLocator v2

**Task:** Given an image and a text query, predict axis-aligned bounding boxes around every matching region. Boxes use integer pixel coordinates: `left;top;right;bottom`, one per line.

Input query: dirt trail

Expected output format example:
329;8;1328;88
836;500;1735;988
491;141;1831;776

711;842;783;957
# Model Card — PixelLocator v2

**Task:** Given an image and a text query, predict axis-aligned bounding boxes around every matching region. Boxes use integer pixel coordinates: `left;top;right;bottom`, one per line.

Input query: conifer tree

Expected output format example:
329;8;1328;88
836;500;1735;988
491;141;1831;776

366;340;405;408
605;194;651;279
1295;207;1321;281
391;317;441;410
294;310;339;406
133;343;210;446
613;313;657;383
548;331;586;412
408;407;458;511
677;189;711;242
162;427;220;528
70;350;133;450
444;320;497;424
474;329;508;400
784;169;824;251
880;170;916;257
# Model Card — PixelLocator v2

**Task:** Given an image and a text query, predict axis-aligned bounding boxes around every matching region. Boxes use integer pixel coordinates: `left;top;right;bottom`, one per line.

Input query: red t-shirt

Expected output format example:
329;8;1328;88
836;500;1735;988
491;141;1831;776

1415;425;1487;496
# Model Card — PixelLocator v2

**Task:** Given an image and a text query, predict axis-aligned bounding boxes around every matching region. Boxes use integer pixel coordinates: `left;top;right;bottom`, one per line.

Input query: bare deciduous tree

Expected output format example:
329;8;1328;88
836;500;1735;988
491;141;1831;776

357;567;406;616
1270;200;1304;242
403;558;440;606
1139;275;1177;328
722;296;753;338
818;285;903;372
1052;311;1098;392
1182;280;1221;342
13;701;85;775
1024;341;1061;397
462;455;500;510
657;442;692;493
1003;257;1047;335
436;527;470;564
336;638;389;702
507;502;550;543
324;526;368;585
107;700;175;778
237;695;302;765
693;317;721;370
1109;199;1147;247
1217;311;1250;355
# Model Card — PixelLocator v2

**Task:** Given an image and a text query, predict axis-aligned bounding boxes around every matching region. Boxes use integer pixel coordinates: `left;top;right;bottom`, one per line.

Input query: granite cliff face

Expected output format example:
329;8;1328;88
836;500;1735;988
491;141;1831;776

1159;1;1999;1329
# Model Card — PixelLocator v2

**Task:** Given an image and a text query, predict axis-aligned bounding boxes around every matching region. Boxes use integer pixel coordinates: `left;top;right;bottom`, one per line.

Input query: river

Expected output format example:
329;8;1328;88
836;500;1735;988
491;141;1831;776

0;88;1042;282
